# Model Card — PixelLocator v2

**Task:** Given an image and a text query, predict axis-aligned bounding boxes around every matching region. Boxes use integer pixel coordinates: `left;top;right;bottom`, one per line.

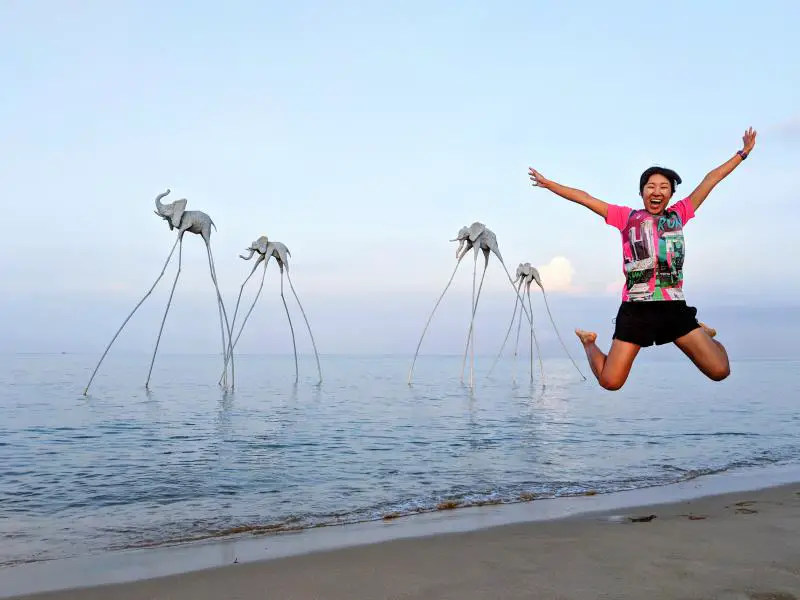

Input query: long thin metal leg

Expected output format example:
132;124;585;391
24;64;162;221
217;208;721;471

220;262;267;385
527;287;533;383
460;251;479;384
538;287;587;381
206;244;236;390
280;270;299;383
83;237;179;396
486;279;523;379
146;237;183;389
229;261;260;336
462;254;489;388
512;284;524;385
208;247;229;389
471;259;490;388
471;254;479;388
219;260;258;388
206;244;229;388
216;299;228;389
286;271;322;385
407;256;464;385
527;285;544;383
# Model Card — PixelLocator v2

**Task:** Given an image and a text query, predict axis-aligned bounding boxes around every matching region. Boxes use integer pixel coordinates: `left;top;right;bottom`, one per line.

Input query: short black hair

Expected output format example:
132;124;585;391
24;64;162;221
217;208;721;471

639;166;682;195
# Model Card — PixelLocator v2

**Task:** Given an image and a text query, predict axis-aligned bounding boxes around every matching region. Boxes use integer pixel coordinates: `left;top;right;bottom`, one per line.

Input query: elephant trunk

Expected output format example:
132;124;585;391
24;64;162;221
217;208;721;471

154;189;171;215
454;238;466;258
239;248;256;260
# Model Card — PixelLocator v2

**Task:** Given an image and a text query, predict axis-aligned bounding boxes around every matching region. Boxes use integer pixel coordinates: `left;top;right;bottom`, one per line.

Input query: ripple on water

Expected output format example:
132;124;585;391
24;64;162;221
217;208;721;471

0;354;798;566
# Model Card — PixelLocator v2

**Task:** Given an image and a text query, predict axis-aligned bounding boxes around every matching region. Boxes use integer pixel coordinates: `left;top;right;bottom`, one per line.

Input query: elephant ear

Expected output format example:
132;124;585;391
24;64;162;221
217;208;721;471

275;243;291;270
254;236;269;254
530;266;543;288
521;262;533;279
262;242;275;266
483;229;502;262
467;222;486;242
169;199;187;229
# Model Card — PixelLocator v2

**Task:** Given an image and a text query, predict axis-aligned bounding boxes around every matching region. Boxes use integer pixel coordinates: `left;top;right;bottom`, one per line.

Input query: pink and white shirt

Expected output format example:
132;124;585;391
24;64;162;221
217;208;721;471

605;197;696;302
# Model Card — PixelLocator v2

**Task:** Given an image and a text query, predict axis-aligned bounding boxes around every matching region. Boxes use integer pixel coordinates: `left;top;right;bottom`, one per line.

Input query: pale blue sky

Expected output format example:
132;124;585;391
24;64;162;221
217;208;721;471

1;1;798;356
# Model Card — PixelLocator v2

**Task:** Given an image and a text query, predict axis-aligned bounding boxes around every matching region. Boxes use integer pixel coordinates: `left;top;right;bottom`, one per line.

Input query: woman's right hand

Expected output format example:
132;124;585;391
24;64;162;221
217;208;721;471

528;167;552;190
741;127;757;154
526;168;609;218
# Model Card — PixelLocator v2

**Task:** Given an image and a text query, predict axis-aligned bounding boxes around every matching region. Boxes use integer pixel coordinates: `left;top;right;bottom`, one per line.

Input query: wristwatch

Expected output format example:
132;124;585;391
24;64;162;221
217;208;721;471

737;150;748;160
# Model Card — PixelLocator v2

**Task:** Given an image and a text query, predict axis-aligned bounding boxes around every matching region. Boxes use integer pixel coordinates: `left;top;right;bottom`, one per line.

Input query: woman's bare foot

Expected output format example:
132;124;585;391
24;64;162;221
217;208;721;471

575;328;597;345
699;322;717;338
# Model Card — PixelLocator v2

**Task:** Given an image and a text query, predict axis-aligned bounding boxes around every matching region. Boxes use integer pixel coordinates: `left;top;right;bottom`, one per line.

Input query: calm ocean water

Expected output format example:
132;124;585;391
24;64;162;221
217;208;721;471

1;351;798;567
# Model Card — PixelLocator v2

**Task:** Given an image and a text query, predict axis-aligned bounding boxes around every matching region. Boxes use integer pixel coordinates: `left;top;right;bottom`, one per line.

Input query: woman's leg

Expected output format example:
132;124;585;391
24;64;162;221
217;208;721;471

575;329;641;391
672;325;731;381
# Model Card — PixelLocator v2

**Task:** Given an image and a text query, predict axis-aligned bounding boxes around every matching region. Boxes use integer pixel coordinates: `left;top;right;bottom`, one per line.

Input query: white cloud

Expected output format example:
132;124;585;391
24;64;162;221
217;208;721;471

537;256;580;293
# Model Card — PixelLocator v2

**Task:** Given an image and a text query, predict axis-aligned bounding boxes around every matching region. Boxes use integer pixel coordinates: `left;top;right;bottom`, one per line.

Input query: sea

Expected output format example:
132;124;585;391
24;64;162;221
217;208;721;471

1;351;798;569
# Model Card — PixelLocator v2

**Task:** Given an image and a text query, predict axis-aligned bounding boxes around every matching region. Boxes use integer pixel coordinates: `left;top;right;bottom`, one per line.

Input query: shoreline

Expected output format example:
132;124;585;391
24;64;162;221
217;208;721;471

2;462;799;598
0;465;748;567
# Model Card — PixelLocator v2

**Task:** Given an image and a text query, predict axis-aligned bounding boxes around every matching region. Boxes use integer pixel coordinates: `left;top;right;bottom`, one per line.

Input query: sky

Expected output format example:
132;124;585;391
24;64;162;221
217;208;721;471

0;0;798;358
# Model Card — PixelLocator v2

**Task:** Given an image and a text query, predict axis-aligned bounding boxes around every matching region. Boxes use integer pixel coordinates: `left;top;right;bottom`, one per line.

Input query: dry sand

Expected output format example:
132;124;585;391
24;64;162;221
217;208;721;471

8;483;800;600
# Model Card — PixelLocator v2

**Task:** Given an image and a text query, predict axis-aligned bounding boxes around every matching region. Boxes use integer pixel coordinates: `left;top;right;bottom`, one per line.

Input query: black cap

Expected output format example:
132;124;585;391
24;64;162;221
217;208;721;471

639;166;682;195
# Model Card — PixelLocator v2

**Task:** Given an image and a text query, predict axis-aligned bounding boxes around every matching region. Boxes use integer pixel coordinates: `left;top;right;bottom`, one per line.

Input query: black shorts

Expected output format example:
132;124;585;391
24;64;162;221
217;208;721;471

612;301;701;347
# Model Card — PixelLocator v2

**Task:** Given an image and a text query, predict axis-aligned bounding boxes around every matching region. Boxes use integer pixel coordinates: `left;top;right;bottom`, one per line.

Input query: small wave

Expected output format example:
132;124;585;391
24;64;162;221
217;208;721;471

604;431;760;439
62;461;770;559
1;453;797;568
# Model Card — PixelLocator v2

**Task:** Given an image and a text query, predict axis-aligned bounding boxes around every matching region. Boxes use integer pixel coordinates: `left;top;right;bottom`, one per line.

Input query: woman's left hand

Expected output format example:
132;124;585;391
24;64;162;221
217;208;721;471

742;127;757;153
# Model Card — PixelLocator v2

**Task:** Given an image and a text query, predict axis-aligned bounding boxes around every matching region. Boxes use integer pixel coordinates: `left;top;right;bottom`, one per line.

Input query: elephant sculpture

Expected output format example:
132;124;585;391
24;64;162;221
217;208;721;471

239;235;290;271
516;261;542;289
487;261;586;385
407;221;533;388
452;221;502;262
221;235;322;385
84;189;235;395
153;189;216;242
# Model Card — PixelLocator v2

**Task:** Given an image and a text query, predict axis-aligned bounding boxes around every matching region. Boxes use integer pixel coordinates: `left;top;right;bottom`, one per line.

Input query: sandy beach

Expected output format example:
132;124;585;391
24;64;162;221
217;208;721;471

7;481;800;600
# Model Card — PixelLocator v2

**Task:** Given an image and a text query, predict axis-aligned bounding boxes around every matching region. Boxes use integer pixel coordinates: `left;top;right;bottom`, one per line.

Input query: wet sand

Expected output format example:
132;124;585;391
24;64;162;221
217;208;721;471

7;482;800;600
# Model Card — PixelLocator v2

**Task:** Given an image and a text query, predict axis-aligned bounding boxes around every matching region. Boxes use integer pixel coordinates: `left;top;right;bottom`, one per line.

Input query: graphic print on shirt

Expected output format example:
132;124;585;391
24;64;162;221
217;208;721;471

622;209;687;301
623;212;656;300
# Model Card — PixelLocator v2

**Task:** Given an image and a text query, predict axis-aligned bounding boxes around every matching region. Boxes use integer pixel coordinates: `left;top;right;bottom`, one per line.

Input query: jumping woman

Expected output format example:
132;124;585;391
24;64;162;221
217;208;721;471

528;127;757;390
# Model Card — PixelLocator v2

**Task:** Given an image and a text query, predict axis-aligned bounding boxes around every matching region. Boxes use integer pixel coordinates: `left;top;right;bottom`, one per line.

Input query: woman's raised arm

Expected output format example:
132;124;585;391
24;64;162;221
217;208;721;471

528;167;609;219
